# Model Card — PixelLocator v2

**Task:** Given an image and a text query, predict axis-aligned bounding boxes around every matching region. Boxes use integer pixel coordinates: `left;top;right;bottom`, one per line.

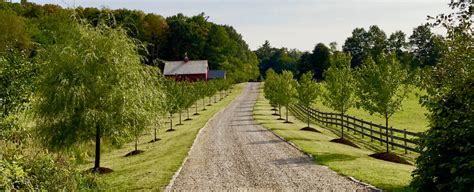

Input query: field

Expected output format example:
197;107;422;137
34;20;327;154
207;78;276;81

313;86;429;133
81;83;246;191
253;87;415;191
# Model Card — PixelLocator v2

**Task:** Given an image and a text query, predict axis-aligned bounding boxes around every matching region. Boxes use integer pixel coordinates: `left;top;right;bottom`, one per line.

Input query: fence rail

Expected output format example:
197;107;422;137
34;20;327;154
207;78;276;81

289;104;421;153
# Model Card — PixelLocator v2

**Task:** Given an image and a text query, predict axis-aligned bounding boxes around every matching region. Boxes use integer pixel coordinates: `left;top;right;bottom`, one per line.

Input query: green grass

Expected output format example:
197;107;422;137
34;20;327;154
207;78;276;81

313;86;429;133
81;83;246;191
253;87;415;192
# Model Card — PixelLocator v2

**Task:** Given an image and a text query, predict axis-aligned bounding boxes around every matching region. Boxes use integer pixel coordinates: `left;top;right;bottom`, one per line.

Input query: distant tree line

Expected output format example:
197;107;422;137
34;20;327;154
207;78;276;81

0;1;259;82
255;24;446;80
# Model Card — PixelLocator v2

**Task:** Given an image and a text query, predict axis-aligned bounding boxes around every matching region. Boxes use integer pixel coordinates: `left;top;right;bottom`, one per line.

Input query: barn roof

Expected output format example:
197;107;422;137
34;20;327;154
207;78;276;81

208;70;226;79
163;60;208;75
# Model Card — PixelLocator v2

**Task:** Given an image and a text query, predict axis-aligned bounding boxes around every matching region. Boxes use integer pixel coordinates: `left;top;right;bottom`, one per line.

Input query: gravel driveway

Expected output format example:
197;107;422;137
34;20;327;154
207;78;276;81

168;82;371;191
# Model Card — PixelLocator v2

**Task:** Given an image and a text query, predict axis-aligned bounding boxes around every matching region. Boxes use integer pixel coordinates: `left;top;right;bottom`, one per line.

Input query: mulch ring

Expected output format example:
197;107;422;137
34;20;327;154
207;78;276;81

369;152;412;165
89;167;113;174
330;138;360;148
300;127;321;133
124;150;144;157
149;138;161;143
184;118;192;121
166;129;175;132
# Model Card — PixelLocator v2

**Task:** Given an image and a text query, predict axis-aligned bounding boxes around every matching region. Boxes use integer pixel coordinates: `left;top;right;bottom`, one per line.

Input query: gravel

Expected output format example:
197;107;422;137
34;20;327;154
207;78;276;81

168;82;372;191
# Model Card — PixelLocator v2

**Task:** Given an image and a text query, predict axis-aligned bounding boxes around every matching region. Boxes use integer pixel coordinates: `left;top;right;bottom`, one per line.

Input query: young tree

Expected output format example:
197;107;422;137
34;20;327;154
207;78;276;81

296;72;319;129
275;71;298;123
34;22;161;173
322;53;355;139
263;69;279;115
163;80;180;131
355;53;411;153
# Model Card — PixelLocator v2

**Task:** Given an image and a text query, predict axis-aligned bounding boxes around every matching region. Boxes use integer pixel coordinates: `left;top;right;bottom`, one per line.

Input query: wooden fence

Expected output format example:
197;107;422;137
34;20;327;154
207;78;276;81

289;104;421;153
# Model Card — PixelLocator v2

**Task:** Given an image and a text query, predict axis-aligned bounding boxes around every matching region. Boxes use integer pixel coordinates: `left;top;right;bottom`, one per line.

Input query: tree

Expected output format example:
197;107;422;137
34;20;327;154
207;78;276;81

264;68;279;115
34;21;161;173
409;24;446;68
355;53;411;153
163;80;180;131
322;53;355;139
296;72;319;128
311;43;331;80
343;27;368;68
343;25;388;68
411;1;473;190
275;71;298;123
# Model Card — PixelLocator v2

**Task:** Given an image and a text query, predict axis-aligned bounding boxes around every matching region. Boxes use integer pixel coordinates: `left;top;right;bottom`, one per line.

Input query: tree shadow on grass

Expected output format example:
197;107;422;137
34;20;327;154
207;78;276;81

313;153;358;164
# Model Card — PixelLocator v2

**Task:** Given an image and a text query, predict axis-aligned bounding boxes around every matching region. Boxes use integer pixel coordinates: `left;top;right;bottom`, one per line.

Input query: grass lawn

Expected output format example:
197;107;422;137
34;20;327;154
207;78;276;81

313;86;429;133
253;86;415;192
81;83;246;191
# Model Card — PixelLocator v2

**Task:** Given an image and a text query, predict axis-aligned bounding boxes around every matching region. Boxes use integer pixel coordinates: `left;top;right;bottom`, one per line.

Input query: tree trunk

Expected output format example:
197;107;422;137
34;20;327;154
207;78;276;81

307;110;310;128
285;105;289;122
385;113;389;153
169;113;173;131
154;128;157;141
195;103;198;115
179;110;182;125
202;99;206;110
94;124;101;172
279;105;282;119
208;97;211;105
135;136;138;151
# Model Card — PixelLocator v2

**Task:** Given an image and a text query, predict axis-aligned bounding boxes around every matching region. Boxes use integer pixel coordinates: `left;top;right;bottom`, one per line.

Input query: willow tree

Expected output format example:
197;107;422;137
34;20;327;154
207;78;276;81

163;80;180;131
296;72;319;129
323;53;354;139
34;21;162;173
355;53;411;153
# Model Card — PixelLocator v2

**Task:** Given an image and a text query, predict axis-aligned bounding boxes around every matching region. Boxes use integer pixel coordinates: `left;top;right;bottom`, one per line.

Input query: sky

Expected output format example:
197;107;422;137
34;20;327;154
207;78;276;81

22;0;451;51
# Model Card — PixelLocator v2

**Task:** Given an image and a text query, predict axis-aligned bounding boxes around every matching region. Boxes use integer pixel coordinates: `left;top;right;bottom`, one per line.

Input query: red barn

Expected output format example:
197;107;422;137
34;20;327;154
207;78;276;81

163;60;208;82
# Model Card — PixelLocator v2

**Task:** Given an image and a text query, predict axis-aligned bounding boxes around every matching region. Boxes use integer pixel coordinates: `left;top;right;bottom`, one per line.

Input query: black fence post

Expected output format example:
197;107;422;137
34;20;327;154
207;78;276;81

404;129;408;154
361;121;364;138
391;126;395;150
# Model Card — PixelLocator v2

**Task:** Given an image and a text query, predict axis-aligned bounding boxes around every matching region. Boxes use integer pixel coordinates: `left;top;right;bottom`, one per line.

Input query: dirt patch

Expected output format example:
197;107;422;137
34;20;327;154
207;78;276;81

300;127;321;133
125;150;145;157
149;138;161;143
330;138;360;148
89;167;113;174
369;152;412;165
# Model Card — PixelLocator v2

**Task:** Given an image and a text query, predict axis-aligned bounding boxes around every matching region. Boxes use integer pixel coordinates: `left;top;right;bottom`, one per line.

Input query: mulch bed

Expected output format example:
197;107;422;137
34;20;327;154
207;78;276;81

300;127;321;133
330;138;360;148
283;121;293;124
184;118;192;121
369;152;412;165
272;113;280;116
89;167;113;174
193;113;200;116
271;108;278;111
277;118;285;120
124;150;144;157
149;138;161;143
166;129;175;132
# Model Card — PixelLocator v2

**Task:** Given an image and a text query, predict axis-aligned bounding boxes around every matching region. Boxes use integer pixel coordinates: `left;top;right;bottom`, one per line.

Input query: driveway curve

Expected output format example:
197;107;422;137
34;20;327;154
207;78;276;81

168;82;370;191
